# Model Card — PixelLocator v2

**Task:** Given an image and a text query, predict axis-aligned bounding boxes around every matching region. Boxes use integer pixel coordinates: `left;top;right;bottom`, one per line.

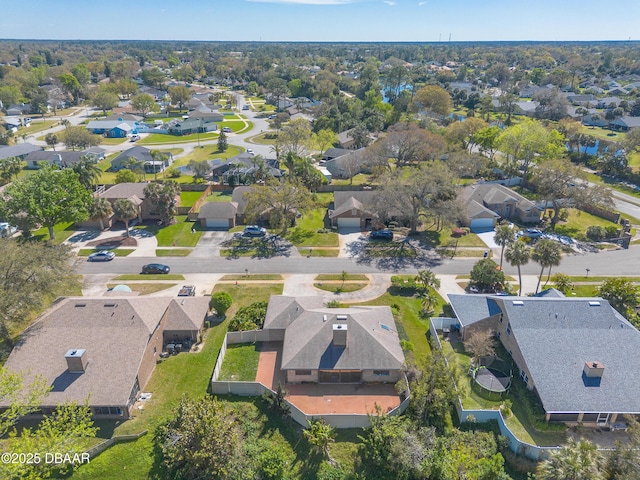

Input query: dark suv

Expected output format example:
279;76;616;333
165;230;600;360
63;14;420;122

370;229;394;241
142;263;170;274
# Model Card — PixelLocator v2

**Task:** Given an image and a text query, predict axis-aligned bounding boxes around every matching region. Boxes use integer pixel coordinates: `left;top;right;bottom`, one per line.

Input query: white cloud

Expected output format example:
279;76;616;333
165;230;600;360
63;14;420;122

247;0;356;4
418;1;427;5
383;0;396;4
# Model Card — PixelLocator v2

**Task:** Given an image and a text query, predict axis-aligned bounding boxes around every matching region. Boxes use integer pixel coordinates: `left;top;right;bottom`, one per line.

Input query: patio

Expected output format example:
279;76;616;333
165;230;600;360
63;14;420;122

256;341;402;415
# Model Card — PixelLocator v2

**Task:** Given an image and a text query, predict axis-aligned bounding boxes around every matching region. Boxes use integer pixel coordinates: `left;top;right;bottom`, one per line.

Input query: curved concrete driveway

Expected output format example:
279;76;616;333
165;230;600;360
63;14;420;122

282;274;392;303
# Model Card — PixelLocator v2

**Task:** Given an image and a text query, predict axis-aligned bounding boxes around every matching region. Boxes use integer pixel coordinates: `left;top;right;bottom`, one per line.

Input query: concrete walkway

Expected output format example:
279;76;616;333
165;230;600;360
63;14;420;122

282;274;392;303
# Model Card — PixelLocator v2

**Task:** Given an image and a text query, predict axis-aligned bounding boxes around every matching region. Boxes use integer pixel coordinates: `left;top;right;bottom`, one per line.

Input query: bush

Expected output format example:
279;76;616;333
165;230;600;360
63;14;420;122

605;225;619;238
325;300;341;308
586;225;604;241
166;166;181;178
210;291;233;317
228;301;268;331
390;276;417;293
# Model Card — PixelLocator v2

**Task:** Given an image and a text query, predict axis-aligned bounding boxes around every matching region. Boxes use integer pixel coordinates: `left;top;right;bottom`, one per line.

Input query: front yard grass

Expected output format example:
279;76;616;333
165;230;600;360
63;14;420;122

284;208;338;247
106;283;177;295
315;274;369;281
32;222;76;244
363;240;418;258
297;247;339;257
134;215;202;247
220;274;283;281
78;249;134;257
314;282;368;293
72;283;283;480
218;344;260;381
155;249;192;256
415;227;486;248
551;208;620;239
140;132;219;145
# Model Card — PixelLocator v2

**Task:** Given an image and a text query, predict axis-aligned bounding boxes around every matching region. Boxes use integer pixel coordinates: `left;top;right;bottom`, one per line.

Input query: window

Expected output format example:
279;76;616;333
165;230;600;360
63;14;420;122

506;323;511;336
499;313;503;324
496;331;501;339
373;370;390;376
295;370;312;376
520;370;528;385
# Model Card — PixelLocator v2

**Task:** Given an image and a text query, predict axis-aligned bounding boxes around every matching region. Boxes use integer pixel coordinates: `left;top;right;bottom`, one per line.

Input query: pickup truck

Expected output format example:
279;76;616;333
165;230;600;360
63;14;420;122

178;285;196;296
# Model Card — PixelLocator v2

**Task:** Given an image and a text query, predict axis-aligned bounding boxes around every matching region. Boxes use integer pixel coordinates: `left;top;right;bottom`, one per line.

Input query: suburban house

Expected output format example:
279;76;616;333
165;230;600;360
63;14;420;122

323;148;368;180
329;190;377;229
322;148;351;162
262;296;405;384
86;119;139;138
80;182;180;229
198;201;238;229
0;296;210;419
110;146;174;172
609;116;640;131
337;129;357;149
447;293;640;427
211;153;282;183
25;147;106;169
459;183;541;231
188;107;224;123
167;117;219;136
0;142;41;161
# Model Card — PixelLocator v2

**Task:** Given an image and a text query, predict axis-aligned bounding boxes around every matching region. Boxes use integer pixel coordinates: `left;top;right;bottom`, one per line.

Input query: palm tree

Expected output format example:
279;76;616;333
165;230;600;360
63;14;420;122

415;269;441;291
303;419;336;459
45;133;58;151
536;438;603;480
505;240;530;296
418;289;439;316
0;157;23;182
123;156;146;181
531;239;562;294
113;199;138;237
89;197;113;231
494;224;516;270
149;150;166;181
72;156;102;189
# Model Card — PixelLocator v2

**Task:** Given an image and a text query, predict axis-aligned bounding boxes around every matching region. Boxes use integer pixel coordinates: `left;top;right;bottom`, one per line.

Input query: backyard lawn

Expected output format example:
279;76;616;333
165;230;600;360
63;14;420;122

218;344;260;381
179;190;205;208
72;283;283;480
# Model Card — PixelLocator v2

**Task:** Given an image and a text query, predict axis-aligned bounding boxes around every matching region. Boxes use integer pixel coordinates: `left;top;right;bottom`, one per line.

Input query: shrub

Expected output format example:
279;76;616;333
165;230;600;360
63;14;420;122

166;166;181;178
390;276;417;293
210;291;233;317
228;301;268;331
325;300;341;308
605;225;619;238
586;225;604;241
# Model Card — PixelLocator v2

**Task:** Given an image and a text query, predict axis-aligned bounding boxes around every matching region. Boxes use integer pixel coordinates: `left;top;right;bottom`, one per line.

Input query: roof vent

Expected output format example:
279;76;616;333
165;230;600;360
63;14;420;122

336;315;348;320
65;349;88;373
333;324;348;347
104;303;117;307
583;361;604;378
323;314;327;322
589;301;601;306
75;303;86;307
512;300;524;306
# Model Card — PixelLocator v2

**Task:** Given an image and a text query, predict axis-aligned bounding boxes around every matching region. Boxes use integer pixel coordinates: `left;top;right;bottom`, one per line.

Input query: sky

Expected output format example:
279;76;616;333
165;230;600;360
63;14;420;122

2;0;639;43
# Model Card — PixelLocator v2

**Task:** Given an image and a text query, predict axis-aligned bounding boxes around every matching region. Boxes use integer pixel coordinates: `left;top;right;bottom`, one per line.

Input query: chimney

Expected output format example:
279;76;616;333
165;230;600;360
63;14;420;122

583;361;604;378
65;349;88;373
333;324;348;347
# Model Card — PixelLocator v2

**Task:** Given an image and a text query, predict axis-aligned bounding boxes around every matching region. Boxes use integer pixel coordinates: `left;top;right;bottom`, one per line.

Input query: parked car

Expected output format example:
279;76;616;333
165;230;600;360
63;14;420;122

370;229;394;241
88;250;116;262
0;222;17;238
222;127;232;133
520;228;543;239
129;134;140;142
246;148;254;155
244;225;267;237
242;105;250;110
142;263;171;274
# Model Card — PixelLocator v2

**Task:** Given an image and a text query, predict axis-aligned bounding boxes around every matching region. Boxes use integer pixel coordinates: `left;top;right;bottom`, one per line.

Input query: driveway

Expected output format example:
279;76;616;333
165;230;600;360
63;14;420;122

339;230;367;258
476;230;499;249
190;230;232;257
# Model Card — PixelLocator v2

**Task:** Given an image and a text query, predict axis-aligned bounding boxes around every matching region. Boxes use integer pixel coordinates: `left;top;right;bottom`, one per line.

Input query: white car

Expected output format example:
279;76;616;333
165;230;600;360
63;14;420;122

246;148;254;155
0;223;17;238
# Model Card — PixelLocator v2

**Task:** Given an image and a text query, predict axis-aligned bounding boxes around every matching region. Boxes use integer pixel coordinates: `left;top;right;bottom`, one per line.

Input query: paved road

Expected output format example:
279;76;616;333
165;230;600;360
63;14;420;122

76;244;637;277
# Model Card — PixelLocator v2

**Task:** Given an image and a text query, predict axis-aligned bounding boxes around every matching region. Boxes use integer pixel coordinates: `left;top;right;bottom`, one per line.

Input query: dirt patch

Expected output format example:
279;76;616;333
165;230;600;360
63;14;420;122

86;236;138;248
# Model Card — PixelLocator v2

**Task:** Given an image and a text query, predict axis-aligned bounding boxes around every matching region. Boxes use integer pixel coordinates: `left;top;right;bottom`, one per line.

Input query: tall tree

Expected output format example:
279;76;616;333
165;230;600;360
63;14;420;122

168;85;191;112
61;127;101;151
2;165;91;240
275;118;313;159
505;240;530;296
313;128;338;156
154;395;247;480
217;131;228;152
44;132;58;151
72;155;102;189
598;278;639;319
469;258;506;293
374;122;446;168
143;181;181;225
494;224;516;270
113;198;138;237
304;419;336;459
88;196;113;231
244;178;312;234
91;90;119;116
536;438;603;480
412;85;452;117
130;93;159;117
57;73;82;105
531;239;562;294
0;157;22;182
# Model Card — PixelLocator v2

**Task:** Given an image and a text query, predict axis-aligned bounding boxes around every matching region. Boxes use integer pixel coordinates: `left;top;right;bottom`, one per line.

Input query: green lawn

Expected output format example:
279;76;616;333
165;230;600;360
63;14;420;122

218;344;260;381
551;208;619;240
314;282;368;293
297;248;339;257
285;209;339;247
78;249;134;257
415;227;486;248
221;120;249;132
245;132;276;145
176;145;241;165
140;132;219;145
363;241;418;258
20;119;58;135
101;137;128;145
155;249;192;256
32;222;76;244
106;283;177;295
133;215;202;247
203;191;233;202
72;283;283;479
179;191;205;208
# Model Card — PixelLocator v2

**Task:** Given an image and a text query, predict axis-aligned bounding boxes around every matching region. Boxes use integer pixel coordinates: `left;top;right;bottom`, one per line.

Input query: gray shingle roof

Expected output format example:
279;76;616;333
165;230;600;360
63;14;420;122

163;297;210;331
333;190;376;211
0;142;41;160
100;182;148;201
231;186;252;214
198;201;238;219
448;294;501;328
264;296;404;371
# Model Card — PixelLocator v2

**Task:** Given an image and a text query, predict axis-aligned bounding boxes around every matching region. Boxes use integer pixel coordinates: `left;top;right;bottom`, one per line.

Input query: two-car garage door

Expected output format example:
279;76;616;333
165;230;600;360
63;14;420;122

205;218;230;228
337;217;361;228
469;218;495;233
